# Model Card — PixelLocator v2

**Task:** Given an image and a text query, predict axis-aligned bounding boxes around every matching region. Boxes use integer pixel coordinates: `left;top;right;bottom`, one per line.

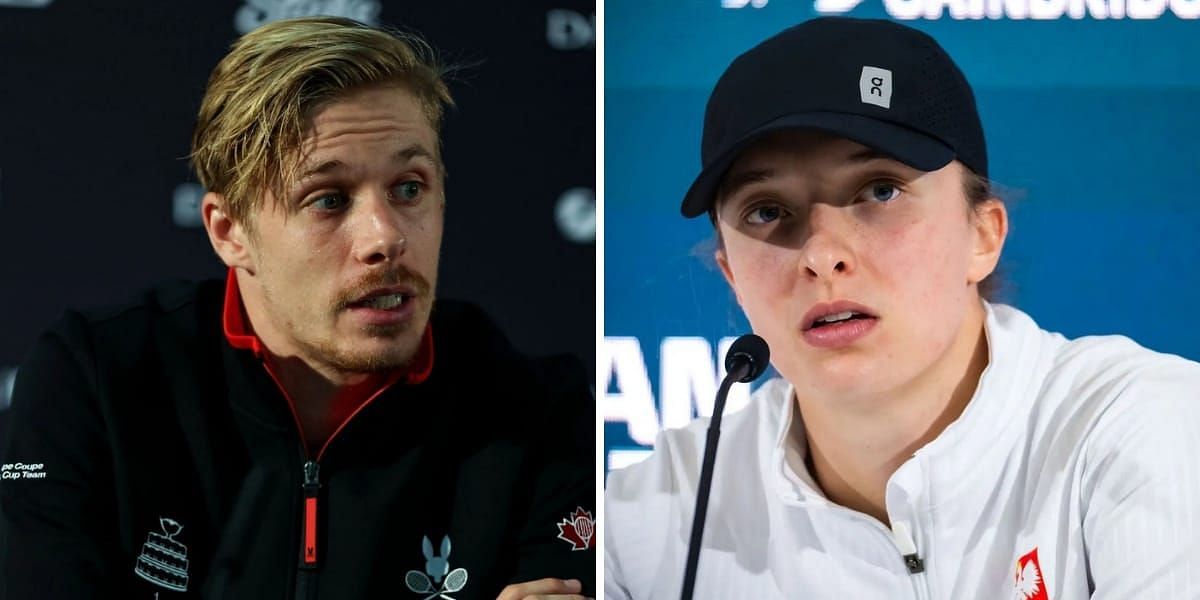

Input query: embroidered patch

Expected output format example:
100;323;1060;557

1013;547;1049;600
859;65;893;109
555;507;595;551
405;535;468;599
134;517;190;592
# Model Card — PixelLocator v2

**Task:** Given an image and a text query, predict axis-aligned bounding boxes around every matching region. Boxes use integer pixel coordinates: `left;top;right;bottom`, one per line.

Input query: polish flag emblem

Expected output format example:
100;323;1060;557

555;507;595;551
1013;547;1049;600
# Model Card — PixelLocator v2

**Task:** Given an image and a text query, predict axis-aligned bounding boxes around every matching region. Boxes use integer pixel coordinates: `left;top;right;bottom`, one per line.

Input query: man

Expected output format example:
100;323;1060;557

0;17;594;600
605;17;1200;599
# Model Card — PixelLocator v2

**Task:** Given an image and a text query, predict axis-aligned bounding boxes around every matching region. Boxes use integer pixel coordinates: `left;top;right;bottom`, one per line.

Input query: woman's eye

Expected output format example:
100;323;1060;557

311;193;348;212
745;205;784;225
863;182;901;203
393;181;423;201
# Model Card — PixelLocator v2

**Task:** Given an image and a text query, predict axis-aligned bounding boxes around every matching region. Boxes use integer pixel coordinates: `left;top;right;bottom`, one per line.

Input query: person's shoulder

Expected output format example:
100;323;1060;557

1054;329;1196;383
428;298;592;444
7;279;225;438
429;299;530;371
1067;342;1200;521
989;302;1199;409
606;377;791;502
605;377;790;594
430;297;583;380
1045;327;1200;415
39;279;223;359
1069;339;1200;458
429;299;508;348
997;304;1200;460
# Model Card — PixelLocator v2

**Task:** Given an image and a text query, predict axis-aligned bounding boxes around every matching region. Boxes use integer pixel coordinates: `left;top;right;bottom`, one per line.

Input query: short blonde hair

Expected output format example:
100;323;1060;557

191;16;454;229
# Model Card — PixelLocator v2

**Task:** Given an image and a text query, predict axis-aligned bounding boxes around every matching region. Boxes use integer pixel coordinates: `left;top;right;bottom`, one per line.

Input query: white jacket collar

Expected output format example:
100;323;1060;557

767;301;1050;507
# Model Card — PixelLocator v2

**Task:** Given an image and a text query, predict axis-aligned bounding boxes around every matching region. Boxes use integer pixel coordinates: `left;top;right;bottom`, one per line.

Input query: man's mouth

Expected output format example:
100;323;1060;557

352;293;409;310
346;286;416;311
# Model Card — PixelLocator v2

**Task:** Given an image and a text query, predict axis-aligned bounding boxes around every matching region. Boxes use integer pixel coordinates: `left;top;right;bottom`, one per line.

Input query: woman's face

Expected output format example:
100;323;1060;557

714;130;1006;403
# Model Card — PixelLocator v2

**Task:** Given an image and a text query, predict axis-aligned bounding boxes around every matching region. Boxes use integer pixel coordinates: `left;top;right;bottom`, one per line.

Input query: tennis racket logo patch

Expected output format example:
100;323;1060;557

405;535;468;599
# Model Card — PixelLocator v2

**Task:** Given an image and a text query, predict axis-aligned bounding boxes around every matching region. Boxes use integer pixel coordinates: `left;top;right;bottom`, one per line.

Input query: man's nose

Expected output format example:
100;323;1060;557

351;191;407;266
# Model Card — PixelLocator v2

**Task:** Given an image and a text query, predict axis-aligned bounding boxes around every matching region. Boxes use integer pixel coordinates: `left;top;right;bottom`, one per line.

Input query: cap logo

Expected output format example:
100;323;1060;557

859;66;893;109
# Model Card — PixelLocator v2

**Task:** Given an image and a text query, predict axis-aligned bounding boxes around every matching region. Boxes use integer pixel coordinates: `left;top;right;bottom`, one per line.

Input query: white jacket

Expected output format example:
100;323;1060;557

605;304;1200;599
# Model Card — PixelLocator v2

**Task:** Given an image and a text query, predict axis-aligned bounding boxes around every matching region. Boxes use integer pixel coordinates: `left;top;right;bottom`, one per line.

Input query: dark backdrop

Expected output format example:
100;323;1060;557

0;1;596;429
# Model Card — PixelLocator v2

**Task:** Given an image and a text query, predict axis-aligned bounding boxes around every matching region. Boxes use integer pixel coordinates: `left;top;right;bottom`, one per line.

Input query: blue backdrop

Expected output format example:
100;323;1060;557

602;1;1200;472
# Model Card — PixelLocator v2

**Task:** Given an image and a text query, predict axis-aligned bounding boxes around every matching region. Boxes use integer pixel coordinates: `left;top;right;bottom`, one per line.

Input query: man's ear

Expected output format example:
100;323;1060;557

201;192;255;273
968;198;1008;286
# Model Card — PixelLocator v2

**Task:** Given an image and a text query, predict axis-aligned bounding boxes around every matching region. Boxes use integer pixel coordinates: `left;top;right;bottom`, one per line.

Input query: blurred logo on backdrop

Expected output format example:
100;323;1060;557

235;0;382;33
172;183;205;229
0;0;53;7
555;187;595;244
1;367;17;412
547;9;595;50
724;0;1199;18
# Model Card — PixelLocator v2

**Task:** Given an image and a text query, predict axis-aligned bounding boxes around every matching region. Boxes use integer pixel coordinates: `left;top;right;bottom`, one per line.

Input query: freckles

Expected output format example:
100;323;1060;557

872;217;957;310
737;249;791;296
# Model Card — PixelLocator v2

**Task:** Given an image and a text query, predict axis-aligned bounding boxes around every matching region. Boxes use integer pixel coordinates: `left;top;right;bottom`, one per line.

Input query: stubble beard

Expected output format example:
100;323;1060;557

319;297;433;373
267;268;437;376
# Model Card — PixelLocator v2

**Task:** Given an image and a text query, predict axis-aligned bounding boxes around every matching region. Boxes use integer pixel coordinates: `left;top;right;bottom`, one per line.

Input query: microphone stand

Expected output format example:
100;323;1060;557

679;361;749;600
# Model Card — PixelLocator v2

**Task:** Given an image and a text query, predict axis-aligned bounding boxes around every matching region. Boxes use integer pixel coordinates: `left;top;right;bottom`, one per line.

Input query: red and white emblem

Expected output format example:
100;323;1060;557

1013;547;1049;600
555;507;595;551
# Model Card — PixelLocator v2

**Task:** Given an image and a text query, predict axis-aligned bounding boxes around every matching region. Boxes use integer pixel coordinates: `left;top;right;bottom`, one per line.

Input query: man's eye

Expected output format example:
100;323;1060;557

311;193;348;211
863;182;901;203
393;181;423;202
745;205;784;225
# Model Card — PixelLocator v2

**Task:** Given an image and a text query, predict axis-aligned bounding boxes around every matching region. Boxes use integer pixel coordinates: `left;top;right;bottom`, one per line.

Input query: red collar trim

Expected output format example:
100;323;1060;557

402;325;435;384
221;267;435;385
222;268;263;355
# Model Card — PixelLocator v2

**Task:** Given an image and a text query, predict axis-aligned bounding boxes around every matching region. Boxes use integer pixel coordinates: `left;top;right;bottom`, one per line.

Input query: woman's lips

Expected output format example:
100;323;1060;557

801;316;878;348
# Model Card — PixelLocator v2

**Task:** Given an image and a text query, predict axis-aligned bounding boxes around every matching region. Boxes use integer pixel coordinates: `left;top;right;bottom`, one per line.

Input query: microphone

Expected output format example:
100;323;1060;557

680;334;770;600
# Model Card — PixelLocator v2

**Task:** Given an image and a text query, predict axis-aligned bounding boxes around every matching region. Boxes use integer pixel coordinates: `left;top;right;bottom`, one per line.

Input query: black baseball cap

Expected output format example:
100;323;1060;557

681;17;987;218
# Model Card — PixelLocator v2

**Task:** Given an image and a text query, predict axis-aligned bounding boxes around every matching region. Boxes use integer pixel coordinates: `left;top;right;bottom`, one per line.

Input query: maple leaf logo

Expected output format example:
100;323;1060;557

1012;547;1048;600
555;507;595;551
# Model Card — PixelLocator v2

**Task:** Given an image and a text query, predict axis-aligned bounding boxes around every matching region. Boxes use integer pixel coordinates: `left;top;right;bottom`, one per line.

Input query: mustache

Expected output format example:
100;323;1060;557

335;267;433;309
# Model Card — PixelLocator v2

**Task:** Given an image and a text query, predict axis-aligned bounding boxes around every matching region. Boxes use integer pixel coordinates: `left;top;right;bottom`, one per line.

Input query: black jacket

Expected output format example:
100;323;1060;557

0;280;595;599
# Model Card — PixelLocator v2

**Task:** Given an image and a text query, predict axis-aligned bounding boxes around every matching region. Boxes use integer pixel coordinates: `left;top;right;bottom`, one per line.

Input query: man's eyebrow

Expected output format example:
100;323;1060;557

719;168;774;202
297;144;439;181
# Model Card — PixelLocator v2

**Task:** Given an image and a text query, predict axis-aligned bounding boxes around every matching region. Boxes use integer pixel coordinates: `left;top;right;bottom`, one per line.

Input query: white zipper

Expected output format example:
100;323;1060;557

783;496;934;599
891;520;931;600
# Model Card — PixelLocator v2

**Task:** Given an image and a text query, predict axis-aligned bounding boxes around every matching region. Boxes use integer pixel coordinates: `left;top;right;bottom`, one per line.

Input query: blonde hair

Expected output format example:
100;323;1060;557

191;16;454;229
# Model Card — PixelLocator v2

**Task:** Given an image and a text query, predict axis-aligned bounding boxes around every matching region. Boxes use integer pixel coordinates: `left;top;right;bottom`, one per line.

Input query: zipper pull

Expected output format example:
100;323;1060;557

302;460;320;568
891;521;924;574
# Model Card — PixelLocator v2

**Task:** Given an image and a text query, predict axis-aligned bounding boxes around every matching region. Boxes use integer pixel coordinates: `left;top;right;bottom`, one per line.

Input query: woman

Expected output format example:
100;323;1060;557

605;17;1200;599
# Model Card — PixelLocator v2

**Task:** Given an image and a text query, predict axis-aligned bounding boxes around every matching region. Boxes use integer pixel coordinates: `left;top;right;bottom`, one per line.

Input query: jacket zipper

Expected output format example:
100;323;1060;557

259;351;414;598
804;502;933;599
891;521;931;600
291;459;321;600
258;362;321;599
262;366;404;599
302;460;320;567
